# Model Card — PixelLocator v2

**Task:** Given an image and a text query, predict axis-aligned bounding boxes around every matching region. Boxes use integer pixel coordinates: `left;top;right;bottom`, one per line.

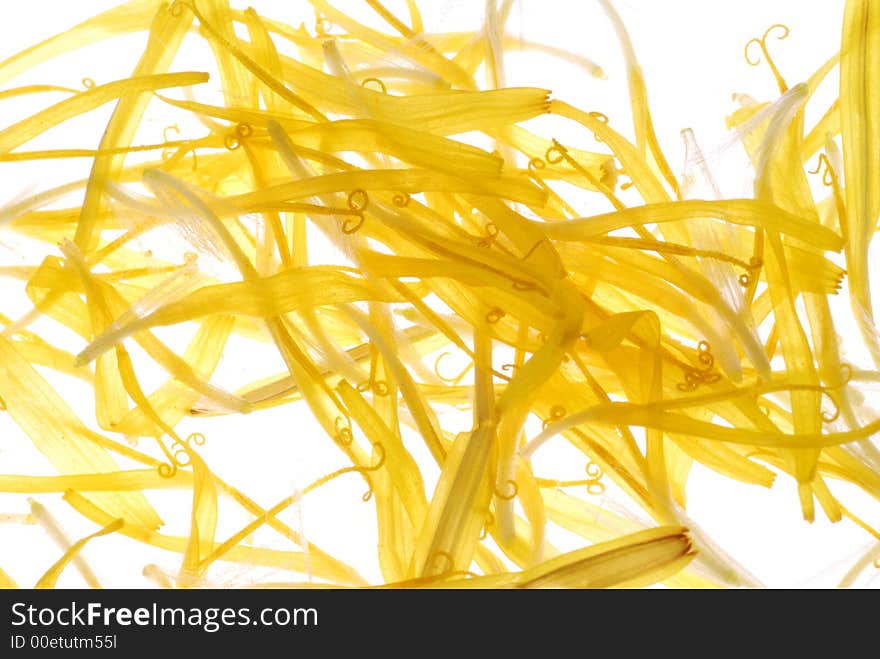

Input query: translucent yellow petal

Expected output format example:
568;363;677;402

0;337;161;529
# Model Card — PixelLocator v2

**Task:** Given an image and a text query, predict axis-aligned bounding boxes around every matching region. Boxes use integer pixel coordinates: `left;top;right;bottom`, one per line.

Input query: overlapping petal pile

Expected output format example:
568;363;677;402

0;0;878;588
